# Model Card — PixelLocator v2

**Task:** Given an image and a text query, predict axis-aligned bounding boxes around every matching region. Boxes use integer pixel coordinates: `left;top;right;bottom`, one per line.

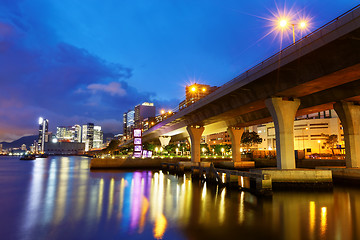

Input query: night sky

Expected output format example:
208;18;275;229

0;0;358;142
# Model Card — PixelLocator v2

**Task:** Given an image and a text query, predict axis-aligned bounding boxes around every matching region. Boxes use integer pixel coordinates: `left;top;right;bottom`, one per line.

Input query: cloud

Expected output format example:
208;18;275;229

87;82;127;96
0;1;182;142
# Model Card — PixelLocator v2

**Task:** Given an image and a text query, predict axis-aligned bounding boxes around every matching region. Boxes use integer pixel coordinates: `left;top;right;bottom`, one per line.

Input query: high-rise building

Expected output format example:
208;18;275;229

0;143;3;153
93;126;103;149
82;123;94;151
126;110;135;138
179;83;218;110
56;126;72;141
21;144;27;151
56;125;82;142
29;145;35;153
123;113;128;137
38;117;49;153
134;102;156;128
123;103;155;139
73;124;82;142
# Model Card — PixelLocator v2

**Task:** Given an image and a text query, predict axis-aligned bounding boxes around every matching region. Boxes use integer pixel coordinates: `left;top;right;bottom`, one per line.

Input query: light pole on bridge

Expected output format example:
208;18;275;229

278;18;309;44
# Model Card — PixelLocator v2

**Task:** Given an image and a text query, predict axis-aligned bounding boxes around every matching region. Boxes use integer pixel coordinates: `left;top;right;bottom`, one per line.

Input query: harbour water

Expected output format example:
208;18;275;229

0;156;359;240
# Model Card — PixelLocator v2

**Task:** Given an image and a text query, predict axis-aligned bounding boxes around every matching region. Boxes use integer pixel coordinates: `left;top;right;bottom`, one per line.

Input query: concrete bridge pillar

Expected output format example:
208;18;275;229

227;127;244;162
159;136;171;147
187;126;204;163
265;97;300;169
333;101;360;168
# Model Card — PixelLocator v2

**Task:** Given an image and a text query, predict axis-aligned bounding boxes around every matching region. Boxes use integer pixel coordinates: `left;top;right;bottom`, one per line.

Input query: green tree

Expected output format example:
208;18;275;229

321;134;338;155
100;139;120;155
241;131;262;147
200;143;209;155
164;144;176;154
210;144;231;155
143;142;155;151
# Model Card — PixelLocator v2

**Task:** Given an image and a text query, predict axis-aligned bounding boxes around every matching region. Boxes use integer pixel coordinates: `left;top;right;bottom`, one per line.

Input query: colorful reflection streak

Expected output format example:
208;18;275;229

11;156;360;240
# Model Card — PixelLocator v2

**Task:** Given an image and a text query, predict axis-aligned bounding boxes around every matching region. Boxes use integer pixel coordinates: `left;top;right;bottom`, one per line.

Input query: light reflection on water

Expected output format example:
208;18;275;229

0;156;359;239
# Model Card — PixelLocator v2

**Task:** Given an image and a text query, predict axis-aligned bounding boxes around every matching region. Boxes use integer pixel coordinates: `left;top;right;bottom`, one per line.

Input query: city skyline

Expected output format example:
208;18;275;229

0;0;358;142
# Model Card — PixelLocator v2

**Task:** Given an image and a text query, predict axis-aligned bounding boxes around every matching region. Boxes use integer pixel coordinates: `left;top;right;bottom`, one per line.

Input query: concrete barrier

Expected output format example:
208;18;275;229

251;168;333;189
317;167;360;182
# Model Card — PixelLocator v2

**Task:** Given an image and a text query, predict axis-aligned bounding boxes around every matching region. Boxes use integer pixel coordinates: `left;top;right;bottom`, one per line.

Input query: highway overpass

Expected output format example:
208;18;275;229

133;5;360;169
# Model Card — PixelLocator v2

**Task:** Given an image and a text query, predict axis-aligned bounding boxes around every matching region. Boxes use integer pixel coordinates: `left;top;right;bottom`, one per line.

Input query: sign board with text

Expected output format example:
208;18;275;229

133;129;142;158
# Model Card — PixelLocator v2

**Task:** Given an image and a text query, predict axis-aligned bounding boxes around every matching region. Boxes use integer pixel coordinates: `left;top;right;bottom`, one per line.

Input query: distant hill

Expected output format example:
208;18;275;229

1;132;116;149
0;135;38;149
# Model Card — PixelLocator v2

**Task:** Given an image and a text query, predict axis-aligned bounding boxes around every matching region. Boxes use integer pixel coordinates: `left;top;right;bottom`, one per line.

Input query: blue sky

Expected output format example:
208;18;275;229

0;0;358;141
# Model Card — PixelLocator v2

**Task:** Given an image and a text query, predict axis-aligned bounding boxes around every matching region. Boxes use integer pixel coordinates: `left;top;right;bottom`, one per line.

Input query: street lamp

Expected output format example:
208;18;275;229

278;18;309;44
202;147;206;156
221;147;225;156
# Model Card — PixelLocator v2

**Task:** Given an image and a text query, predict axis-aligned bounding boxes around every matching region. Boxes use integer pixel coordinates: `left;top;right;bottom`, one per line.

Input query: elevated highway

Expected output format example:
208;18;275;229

133;5;360;169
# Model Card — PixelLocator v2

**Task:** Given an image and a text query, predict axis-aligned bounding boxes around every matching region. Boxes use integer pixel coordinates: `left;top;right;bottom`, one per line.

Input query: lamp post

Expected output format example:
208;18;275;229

278;18;308;44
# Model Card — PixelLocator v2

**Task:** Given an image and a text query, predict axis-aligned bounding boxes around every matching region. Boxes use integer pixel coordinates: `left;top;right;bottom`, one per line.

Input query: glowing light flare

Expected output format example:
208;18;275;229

239;191;245;224
279;19;288;28
309;201;315;235
153;214;168;239
299;21;307;29
107;178;115;219
320;207;327;236
138;197;150;233
97;178;104;218
219;188;226;224
262;5;313;46
161;110;165;115
117;178;125;219
191;86;196;92
201;182;207;200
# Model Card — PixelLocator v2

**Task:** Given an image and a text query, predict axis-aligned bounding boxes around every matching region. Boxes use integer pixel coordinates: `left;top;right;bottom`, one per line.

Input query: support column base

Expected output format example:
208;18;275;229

250;168;333;189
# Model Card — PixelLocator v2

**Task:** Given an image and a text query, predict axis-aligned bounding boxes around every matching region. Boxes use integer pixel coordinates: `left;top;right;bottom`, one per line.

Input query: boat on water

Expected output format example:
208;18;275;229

36;154;49;158
20;155;36;160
